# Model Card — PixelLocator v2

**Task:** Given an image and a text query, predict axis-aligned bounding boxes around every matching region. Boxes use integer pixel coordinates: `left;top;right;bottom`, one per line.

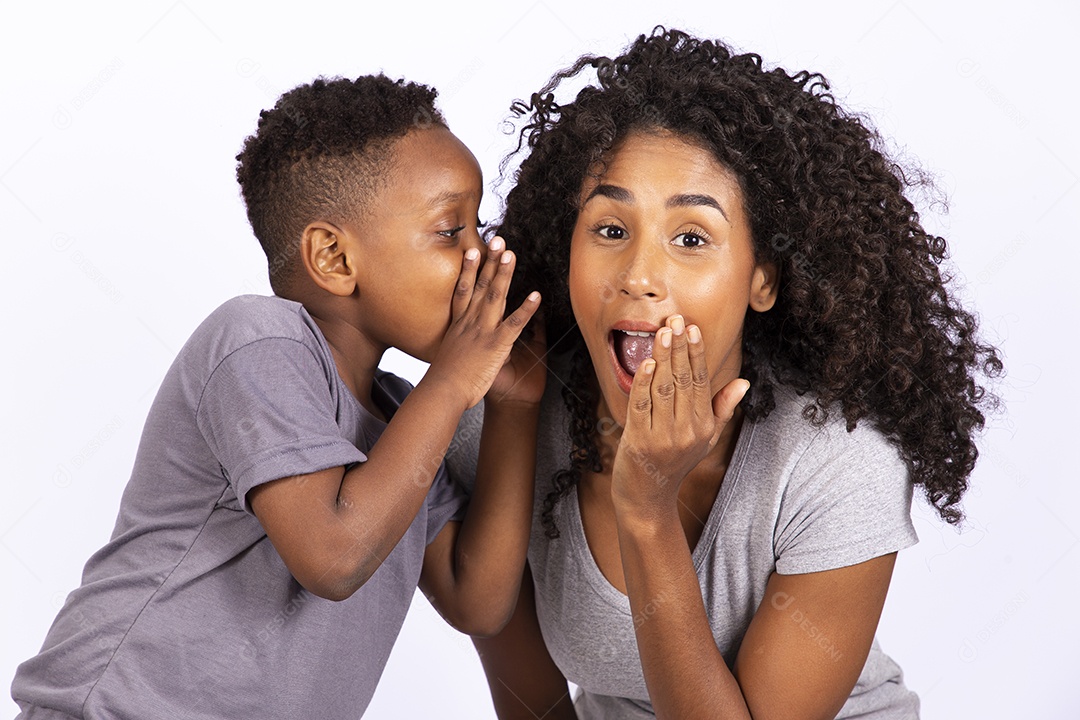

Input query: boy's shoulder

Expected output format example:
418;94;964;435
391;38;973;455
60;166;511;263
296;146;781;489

183;294;321;357
173;295;333;389
200;294;311;340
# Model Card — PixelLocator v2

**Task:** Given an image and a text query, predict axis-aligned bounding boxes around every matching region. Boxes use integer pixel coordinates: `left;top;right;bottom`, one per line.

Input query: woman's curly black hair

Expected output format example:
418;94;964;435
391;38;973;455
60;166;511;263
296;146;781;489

497;27;1003;536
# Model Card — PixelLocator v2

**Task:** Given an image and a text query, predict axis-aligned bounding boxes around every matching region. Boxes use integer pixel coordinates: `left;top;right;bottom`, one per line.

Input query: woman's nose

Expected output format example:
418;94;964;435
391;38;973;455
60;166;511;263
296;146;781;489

617;239;665;299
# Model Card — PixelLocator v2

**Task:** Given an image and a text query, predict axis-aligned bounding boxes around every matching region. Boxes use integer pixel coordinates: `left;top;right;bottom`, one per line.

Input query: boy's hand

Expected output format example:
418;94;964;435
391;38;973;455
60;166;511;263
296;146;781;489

426;236;541;411
610;314;749;521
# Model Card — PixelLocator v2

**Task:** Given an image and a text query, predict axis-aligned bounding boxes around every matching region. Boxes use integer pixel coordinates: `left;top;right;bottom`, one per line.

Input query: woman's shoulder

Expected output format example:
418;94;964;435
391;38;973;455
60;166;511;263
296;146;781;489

725;384;917;577
748;383;906;474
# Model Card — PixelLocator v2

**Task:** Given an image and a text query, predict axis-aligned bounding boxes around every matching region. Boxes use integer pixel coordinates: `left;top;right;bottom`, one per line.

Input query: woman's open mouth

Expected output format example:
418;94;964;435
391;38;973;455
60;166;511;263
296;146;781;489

609;329;656;394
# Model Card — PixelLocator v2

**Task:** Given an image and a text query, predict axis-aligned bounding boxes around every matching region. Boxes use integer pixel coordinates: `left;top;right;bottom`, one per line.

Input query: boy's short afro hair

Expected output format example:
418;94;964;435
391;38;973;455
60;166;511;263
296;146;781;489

236;74;445;292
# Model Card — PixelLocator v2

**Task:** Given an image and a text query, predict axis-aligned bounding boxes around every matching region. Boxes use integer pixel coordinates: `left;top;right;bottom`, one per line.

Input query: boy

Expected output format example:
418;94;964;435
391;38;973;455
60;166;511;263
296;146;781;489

12;75;544;719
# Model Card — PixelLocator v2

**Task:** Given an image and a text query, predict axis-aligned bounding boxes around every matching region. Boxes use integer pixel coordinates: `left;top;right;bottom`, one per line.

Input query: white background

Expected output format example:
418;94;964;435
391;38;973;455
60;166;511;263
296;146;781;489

2;1;1076;718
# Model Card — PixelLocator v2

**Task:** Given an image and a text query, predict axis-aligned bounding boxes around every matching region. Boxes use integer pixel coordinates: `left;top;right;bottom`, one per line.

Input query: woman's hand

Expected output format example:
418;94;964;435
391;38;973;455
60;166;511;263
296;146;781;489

486;311;547;409
610;314;748;520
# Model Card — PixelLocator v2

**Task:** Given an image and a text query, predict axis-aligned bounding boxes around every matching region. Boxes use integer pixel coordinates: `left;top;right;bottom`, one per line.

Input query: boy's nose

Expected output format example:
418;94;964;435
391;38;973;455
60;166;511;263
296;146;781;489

465;232;485;256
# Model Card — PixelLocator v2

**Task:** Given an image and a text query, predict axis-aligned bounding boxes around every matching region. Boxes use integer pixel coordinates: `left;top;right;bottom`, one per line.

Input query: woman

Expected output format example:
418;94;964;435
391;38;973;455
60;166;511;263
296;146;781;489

447;28;1001;719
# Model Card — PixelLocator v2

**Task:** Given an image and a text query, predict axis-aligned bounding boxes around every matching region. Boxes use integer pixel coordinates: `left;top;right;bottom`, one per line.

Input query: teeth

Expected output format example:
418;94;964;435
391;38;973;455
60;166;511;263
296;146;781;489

621;330;655;337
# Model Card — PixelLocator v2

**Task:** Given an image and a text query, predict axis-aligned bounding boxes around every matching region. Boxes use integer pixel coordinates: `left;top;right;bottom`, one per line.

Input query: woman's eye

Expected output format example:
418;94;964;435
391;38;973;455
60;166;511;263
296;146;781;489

673;232;707;248
597;225;627;240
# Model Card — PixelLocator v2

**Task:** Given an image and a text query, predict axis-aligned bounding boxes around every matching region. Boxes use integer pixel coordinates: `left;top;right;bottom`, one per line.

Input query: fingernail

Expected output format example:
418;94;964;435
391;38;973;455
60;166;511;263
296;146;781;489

528;291;540;302
465;248;479;261
671;315;684;335
642;359;655;375
660;328;672;348
501;250;513;264
688;325;701;344
490;237;504;252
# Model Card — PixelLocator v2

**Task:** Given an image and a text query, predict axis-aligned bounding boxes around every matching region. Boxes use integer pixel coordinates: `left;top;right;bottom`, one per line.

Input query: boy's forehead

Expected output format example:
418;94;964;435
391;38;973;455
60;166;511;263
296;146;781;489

395;126;481;172
379;127;483;206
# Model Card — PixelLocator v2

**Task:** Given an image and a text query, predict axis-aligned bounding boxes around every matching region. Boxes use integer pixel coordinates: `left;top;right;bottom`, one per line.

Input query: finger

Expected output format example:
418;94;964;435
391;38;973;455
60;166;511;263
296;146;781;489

710;378;750;444
498;291;541;345
628;358;656;431
481;248;517;323
470;236;506;312
452;247;481;320
650;325;675;425
668;315;693;422
686;324;712;419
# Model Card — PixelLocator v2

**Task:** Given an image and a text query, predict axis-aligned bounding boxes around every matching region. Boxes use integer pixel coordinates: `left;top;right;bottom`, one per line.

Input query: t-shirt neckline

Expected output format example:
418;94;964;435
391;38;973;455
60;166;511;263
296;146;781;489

565;417;758;610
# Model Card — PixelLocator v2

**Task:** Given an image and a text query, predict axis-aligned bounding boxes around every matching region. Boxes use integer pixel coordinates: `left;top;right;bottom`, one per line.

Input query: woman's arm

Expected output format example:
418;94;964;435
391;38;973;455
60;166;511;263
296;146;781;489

420;318;548;635
617;503;896;719
733;556;896;718
419;400;540;636
471;568;578;720
613;317;896;719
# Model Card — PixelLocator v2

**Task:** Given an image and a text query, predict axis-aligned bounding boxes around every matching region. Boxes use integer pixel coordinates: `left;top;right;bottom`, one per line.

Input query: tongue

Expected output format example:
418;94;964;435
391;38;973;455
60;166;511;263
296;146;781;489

614;332;654;375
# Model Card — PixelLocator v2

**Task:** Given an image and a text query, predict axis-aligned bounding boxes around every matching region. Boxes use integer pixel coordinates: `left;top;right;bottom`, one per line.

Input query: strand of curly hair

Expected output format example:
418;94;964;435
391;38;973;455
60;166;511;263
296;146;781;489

497;28;1003;537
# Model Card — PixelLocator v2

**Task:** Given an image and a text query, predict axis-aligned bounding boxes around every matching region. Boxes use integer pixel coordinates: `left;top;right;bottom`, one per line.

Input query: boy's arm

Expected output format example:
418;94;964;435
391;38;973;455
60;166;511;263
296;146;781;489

248;242;538;602
419;321;547;636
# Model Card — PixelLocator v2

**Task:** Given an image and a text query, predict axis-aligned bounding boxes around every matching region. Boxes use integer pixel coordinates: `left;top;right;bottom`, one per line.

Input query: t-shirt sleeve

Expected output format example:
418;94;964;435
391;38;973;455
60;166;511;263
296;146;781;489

774;424;919;575
426;403;482;544
424;464;469;545
195;337;366;512
443;402;485;497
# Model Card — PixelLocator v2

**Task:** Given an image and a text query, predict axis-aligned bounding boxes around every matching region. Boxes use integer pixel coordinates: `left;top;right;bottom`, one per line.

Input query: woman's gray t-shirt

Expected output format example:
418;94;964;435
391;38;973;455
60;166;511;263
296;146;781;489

447;365;920;719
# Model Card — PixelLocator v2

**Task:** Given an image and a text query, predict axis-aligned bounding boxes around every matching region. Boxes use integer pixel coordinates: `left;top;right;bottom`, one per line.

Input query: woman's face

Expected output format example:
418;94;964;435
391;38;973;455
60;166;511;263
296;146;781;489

568;129;778;426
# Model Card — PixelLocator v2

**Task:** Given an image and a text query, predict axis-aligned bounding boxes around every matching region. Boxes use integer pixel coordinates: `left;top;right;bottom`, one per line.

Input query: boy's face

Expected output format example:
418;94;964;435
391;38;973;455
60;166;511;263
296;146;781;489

344;126;486;362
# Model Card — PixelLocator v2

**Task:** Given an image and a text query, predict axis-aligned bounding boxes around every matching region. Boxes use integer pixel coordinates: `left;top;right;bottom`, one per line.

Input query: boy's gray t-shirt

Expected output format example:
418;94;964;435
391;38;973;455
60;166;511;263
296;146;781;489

12;295;467;720
447;359;920;719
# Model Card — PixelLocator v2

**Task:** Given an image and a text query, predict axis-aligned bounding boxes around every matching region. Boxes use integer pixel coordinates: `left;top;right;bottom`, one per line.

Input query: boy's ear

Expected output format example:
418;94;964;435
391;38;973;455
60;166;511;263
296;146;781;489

300;222;358;297
749;261;779;312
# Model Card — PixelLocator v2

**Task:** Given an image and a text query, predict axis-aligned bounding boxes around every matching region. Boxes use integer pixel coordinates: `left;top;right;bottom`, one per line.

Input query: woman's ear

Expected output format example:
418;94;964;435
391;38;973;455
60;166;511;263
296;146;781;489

749;262;779;312
300;222;358;297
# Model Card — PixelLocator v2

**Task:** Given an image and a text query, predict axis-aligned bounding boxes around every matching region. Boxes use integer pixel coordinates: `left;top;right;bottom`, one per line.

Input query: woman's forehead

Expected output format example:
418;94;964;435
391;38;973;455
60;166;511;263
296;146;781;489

578;130;744;207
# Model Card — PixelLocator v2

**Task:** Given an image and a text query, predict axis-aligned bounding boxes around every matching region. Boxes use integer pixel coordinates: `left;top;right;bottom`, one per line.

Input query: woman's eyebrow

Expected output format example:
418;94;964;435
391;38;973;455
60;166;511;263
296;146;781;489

583;184;633;205
666;193;729;222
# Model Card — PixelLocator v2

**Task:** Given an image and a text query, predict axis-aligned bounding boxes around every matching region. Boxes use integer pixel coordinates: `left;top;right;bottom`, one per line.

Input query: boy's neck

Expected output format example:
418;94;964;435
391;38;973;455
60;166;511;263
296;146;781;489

306;308;387;422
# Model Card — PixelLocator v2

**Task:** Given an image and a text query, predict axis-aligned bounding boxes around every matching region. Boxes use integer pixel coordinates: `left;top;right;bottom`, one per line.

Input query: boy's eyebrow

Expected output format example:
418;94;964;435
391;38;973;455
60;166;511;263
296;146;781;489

666;193;729;222
425;190;475;208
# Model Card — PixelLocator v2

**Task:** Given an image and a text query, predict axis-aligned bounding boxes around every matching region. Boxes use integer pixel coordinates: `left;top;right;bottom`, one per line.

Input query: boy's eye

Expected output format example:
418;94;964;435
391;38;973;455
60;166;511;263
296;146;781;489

596;225;626;240
672;232;707;248
438;225;466;238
